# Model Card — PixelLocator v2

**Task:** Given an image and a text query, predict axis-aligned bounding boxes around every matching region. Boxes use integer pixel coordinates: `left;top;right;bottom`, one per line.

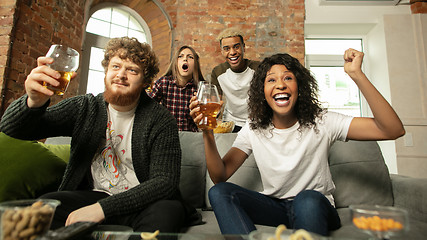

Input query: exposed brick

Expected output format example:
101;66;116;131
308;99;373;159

1;0;306;116
0;0;17;7
411;1;427;13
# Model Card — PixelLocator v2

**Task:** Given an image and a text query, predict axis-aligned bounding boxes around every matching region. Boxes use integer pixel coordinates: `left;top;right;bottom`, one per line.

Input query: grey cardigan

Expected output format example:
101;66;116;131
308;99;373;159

0;93;182;218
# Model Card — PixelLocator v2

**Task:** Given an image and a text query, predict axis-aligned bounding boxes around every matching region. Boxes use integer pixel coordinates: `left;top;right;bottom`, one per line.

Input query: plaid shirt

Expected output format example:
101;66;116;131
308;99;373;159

149;75;198;132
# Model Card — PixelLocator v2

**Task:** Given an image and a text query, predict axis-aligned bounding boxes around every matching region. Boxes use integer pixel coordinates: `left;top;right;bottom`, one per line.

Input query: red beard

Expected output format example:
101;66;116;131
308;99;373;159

103;80;144;106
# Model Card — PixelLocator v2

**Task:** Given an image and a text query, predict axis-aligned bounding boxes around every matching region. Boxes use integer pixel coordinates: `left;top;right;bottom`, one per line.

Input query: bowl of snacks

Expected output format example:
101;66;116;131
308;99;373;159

350;205;409;239
0;199;60;240
249;224;322;240
213;121;235;133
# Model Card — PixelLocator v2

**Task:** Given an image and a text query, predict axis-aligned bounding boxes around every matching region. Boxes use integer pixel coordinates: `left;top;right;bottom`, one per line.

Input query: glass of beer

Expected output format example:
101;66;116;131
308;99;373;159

196;82;221;130
43;45;79;95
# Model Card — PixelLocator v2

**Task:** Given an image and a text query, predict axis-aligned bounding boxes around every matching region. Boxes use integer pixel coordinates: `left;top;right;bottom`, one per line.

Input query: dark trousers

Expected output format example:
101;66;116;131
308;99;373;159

39;191;186;233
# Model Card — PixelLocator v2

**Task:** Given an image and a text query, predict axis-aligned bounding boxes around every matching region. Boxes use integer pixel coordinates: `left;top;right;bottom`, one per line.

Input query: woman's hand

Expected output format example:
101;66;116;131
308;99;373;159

343;48;364;80
189;93;224;131
189;93;203;126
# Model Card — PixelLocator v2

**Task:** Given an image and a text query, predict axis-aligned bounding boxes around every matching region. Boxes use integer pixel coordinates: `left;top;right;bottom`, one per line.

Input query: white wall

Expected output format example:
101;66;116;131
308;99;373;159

384;14;427;179
363;18;398;174
305;0;411;174
305;1;410;24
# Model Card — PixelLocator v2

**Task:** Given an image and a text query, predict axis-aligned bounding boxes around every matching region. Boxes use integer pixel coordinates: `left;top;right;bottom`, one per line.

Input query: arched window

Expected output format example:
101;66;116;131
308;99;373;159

79;4;151;95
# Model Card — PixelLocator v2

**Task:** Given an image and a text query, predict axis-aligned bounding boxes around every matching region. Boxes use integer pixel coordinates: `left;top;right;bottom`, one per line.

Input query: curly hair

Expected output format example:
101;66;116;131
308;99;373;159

217;27;245;46
163;45;205;86
248;53;325;131
101;37;159;89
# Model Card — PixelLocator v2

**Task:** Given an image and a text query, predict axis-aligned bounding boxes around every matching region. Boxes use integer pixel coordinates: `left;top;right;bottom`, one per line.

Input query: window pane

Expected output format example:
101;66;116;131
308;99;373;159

86;18;110;38
109;24;128;38
311;66;361;117
89;47;104;72
129;17;144;32
128;30;147;43
87;70;105;95
112;8;129;27
91;8;111;22
306;39;362;55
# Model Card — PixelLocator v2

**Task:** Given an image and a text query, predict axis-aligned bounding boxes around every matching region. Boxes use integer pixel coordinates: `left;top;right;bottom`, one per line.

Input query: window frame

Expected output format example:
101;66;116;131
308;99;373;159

305;37;369;117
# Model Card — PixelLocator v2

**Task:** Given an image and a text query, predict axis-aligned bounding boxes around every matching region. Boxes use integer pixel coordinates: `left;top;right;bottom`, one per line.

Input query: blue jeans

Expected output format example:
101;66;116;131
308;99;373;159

208;182;341;236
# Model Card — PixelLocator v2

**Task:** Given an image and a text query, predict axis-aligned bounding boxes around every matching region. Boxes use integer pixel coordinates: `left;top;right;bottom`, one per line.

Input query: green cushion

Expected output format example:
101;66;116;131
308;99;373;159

39;143;70;163
0;133;67;202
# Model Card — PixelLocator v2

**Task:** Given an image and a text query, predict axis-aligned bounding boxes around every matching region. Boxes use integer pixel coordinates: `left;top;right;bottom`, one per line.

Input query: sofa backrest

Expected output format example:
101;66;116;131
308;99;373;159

178;132;263;208
329;140;393;208
178;131;394;209
179;132;207;208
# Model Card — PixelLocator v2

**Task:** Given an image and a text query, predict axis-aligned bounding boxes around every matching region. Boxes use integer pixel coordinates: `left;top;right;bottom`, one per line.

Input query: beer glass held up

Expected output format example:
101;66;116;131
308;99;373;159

43;45;80;95
196;82;221;130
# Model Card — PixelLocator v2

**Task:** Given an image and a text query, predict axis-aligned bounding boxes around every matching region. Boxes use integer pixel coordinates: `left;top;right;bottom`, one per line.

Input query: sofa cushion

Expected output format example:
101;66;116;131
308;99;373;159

0;132;67;202
42;136;72;163
329;140;393;208
179;131;207;208
40;143;71;163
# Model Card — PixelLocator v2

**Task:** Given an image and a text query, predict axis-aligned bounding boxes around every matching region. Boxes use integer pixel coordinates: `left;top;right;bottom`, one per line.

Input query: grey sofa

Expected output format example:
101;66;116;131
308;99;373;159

178;131;427;239
2;131;426;239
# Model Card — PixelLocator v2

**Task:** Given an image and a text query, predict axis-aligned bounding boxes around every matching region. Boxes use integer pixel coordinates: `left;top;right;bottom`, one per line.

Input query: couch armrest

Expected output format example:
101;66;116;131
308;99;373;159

391;174;427;222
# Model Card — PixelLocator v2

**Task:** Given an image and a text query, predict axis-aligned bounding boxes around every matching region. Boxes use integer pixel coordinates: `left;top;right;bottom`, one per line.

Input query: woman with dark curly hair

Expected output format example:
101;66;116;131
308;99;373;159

189;49;404;236
248;53;324;132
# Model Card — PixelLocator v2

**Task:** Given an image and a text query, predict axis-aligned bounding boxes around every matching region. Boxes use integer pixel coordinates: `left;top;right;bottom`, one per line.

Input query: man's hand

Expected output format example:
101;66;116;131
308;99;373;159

343;48;364;80
24;57;76;108
65;203;105;226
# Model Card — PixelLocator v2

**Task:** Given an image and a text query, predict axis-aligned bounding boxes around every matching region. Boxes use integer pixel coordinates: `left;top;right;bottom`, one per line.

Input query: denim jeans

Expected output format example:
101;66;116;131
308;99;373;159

208;182;341;236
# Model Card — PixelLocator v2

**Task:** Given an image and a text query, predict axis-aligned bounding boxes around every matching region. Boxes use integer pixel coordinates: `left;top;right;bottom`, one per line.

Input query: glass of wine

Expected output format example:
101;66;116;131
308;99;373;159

196;81;221;130
43;45;80;95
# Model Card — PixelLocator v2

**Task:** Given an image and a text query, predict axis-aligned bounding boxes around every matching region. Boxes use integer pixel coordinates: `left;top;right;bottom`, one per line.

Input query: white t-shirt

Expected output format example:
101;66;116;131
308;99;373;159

232;111;353;206
217;67;255;127
91;105;140;195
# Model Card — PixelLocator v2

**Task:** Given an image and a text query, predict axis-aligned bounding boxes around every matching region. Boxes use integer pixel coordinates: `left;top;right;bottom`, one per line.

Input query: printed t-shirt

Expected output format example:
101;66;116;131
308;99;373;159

91;104;140;195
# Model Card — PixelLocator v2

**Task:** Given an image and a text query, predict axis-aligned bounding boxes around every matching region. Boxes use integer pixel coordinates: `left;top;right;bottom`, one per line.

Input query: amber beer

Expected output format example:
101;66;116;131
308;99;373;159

44;45;79;95
198;102;221;130
43;71;73;95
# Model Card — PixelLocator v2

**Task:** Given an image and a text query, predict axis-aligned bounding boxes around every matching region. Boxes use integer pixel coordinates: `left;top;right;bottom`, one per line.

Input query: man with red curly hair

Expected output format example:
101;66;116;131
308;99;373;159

0;37;196;232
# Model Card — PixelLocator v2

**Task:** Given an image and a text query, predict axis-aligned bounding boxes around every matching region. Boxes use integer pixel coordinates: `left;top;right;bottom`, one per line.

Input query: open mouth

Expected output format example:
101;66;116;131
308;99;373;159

273;93;290;105
228;56;239;63
182;63;189;71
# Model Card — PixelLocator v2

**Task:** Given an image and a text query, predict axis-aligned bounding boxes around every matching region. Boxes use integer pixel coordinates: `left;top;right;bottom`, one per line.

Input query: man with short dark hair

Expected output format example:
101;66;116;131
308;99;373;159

0;37;195;232
211;27;260;132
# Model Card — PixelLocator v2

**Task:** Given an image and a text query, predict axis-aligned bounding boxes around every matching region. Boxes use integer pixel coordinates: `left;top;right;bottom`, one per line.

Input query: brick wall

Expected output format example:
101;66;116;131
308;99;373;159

410;0;427;14
0;0;17;115
159;0;305;79
0;0;85;113
0;0;305;116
